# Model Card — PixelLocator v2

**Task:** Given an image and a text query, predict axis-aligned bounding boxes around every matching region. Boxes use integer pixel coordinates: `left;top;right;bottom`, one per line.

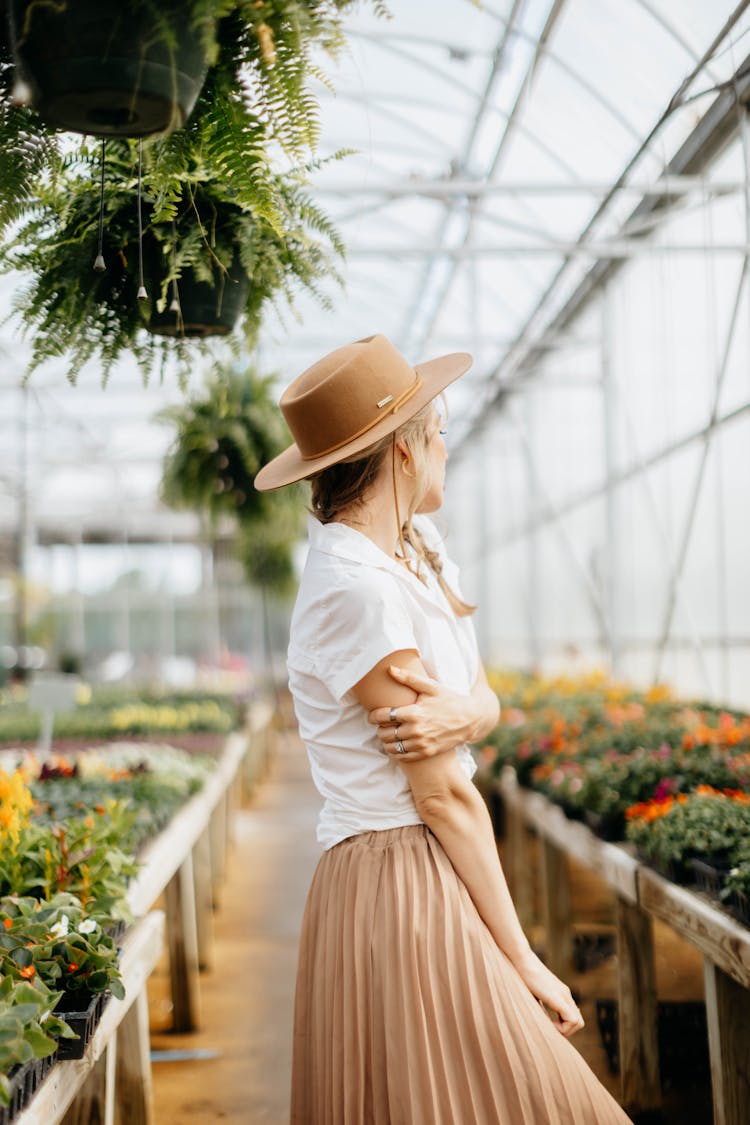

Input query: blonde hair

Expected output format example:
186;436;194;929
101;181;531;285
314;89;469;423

310;403;475;617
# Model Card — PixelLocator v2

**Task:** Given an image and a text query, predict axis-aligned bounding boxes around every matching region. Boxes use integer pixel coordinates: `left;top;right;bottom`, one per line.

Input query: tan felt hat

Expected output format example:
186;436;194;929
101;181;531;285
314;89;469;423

254;334;473;491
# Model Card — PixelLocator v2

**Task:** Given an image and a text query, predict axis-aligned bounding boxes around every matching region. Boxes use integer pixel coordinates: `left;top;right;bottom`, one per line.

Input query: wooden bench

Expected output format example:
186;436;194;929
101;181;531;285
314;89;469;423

491;767;750;1125
15;910;164;1125
11;700;275;1123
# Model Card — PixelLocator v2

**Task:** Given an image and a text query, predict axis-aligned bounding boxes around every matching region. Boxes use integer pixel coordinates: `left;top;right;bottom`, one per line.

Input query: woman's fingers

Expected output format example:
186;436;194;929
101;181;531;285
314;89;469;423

368;703;418;726
388;665;439;694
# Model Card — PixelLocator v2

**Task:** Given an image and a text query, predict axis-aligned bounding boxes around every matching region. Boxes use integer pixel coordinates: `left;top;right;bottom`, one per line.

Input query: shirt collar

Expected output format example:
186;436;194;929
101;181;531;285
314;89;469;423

307;514;404;576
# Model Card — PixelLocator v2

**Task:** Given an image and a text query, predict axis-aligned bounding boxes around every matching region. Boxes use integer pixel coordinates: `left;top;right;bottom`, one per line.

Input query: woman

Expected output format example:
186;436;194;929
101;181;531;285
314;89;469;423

255;334;632;1124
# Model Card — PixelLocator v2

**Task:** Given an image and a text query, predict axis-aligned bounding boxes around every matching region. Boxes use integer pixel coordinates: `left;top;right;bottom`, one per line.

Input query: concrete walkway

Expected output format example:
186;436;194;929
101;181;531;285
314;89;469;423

149;729;321;1124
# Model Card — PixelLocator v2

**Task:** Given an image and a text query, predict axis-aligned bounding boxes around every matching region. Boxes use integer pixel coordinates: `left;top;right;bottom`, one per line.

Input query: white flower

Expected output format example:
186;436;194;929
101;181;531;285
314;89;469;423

50;915;70;937
78;919;97;935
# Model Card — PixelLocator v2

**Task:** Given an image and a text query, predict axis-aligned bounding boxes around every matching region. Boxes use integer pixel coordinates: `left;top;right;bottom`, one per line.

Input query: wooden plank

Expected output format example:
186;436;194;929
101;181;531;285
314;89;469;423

192;828;215;972
127;732;248;918
615;897;661;1115
539;837;573;978
114;989;153;1125
16;912;165;1125
638;866;750;990
60;1036;116;1125
704;958;750;1125
165;853;201;1033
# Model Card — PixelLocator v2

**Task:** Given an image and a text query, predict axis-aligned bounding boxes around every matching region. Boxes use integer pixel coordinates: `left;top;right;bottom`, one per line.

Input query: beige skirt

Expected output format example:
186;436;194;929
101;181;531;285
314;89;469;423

290;824;633;1125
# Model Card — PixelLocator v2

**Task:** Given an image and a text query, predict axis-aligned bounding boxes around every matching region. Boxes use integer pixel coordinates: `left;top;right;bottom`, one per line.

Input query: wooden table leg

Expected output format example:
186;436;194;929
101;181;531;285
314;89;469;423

209;794;227;909
615;896;661;1116
114;990;153;1125
503;797;535;932
165;852;202;1032
193;827;215;972
62;1033;117;1125
704;957;750;1125
539;836;573;978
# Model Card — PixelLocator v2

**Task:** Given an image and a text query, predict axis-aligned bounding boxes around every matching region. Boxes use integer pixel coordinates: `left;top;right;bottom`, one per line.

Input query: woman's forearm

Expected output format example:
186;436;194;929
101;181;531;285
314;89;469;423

466;679;500;742
416;778;532;967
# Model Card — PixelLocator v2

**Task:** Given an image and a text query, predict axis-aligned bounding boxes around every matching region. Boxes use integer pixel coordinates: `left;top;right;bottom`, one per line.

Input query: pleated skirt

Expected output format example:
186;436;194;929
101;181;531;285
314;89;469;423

290;824;634;1125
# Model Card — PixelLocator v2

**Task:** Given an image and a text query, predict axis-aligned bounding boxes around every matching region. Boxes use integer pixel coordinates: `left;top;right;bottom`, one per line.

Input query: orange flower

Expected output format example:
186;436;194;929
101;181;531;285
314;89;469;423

68;962;79;973
2;917;12;930
19;965;35;979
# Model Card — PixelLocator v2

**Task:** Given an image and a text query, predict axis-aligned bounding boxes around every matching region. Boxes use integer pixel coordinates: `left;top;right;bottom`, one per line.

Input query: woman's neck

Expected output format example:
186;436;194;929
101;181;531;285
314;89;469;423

335;468;412;559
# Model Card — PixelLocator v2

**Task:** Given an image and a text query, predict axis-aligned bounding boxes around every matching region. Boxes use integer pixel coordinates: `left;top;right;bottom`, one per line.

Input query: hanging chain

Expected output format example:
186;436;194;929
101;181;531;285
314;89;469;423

93;138;106;273
136;138;147;300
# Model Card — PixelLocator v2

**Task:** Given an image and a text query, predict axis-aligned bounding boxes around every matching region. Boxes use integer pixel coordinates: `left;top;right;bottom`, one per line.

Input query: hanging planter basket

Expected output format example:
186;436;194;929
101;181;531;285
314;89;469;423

146;241;251;339
9;0;211;137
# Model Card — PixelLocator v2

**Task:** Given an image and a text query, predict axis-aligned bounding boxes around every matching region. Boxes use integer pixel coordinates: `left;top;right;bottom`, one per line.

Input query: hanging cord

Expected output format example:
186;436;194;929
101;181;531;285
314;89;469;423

390;434;425;584
169;218;180;314
136;139;147;300
93;139;106;273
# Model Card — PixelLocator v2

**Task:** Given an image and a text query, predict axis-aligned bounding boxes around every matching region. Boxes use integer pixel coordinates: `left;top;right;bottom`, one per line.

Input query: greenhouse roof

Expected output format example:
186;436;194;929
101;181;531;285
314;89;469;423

2;0;750;542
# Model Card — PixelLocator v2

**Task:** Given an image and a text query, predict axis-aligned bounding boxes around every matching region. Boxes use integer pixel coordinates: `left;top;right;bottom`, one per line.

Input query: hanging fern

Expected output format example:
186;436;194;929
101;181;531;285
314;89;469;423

2;140;345;383
159;365;291;522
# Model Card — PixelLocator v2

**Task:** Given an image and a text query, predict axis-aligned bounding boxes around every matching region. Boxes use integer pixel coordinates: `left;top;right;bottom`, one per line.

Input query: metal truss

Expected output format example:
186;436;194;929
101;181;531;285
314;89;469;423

452;40;750;452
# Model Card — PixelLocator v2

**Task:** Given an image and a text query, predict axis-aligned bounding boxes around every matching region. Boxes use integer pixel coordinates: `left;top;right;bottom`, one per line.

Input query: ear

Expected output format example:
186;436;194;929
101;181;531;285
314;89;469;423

394;436;410;462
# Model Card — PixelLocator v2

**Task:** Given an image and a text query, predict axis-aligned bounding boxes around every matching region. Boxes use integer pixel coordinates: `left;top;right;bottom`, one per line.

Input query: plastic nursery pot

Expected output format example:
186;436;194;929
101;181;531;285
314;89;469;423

0;1054;55;1125
9;0;211;137
147;253;250;339
54;990;107;1061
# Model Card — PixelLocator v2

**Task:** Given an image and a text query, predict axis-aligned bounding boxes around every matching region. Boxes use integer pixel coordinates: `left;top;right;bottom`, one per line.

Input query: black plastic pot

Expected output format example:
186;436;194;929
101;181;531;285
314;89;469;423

0;1053;55;1125
583;808;625;841
10;0;211;137
54;990;108;1061
148;253;250;338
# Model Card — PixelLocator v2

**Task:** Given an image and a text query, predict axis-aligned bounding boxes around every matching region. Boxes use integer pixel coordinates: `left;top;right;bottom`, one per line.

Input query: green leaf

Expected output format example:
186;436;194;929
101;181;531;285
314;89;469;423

24;1024;58;1059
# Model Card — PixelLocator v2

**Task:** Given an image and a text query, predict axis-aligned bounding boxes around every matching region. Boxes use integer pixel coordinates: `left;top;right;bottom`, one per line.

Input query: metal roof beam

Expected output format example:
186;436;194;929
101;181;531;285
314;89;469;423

314;177;744;197
451;39;750;447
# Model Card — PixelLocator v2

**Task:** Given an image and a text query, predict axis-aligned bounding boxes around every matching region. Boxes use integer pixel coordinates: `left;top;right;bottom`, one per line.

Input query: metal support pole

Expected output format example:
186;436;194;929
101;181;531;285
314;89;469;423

601;282;622;677
13;385;30;669
523;393;542;672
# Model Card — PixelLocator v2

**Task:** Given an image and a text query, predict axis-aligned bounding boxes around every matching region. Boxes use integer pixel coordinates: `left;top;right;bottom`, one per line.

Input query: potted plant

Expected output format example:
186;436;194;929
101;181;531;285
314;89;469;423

0;976;75;1116
8;0;213;137
0;893;125;1061
3;143;344;381
160;366;292;522
625;787;750;886
7;0;364;141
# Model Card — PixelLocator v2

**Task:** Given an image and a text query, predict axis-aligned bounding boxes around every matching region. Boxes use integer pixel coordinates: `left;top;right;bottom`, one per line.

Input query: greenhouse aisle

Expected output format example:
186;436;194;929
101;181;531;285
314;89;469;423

147;729;710;1125
148;726;320;1124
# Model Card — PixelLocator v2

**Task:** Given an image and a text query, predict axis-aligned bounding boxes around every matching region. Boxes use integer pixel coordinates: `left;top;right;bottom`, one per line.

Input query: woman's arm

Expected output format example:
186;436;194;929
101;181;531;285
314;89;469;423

368;659;499;762
353;648;584;1038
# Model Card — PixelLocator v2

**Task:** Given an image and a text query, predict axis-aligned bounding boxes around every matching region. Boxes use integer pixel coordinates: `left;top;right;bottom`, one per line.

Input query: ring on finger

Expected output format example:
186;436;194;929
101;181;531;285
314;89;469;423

396;740;407;755
389;707;398;724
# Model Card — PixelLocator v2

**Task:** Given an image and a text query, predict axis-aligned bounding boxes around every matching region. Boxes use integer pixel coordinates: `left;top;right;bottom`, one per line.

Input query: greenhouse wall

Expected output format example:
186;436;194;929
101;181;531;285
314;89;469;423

444;139;750;711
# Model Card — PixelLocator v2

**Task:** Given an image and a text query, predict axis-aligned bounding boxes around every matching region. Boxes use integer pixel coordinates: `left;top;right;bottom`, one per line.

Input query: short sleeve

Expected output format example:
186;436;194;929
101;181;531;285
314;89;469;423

313;569;419;702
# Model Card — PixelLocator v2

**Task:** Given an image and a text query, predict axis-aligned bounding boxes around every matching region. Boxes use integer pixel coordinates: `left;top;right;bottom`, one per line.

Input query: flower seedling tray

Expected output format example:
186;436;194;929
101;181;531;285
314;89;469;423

728;889;750;929
0;1053;55;1125
689;856;732;899
638;851;694;886
583;808;625;841
54;990;108;1061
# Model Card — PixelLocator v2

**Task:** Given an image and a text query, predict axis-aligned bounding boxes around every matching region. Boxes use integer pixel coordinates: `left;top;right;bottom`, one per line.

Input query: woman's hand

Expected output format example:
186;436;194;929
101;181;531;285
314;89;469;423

368;665;476;762
510;949;584;1038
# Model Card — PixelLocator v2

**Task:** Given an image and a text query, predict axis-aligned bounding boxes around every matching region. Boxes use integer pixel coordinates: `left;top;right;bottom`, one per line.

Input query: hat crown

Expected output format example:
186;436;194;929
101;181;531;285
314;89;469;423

280;334;418;460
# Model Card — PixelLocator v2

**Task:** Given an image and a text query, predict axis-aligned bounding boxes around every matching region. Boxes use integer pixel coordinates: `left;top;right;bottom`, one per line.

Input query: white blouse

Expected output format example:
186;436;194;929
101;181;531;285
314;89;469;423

287;513;479;850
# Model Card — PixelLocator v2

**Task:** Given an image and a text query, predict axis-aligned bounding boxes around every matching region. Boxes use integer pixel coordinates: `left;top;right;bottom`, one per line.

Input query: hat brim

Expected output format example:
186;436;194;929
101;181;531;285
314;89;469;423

254;351;473;492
